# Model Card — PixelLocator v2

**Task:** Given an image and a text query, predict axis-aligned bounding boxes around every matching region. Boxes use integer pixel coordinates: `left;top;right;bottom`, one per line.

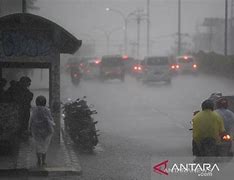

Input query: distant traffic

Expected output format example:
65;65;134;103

64;54;198;85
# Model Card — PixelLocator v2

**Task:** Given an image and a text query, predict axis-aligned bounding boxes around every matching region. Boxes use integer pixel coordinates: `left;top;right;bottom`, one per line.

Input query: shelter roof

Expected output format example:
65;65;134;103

0;13;82;54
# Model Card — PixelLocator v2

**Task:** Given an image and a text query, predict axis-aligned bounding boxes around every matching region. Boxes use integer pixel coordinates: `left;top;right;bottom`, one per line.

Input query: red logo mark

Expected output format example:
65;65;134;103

153;160;169;175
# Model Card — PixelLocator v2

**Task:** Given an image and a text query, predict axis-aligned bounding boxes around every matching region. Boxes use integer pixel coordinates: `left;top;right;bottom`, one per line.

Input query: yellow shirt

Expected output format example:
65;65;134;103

192;110;225;145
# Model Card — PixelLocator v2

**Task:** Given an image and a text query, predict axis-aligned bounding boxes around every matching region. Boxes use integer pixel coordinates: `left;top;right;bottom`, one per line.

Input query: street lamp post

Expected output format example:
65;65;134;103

146;0;150;56
95;27;123;55
106;8;129;55
106;7;148;58
22;0;26;13
225;0;228;56
178;0;181;56
79;33;96;45
130;9;147;58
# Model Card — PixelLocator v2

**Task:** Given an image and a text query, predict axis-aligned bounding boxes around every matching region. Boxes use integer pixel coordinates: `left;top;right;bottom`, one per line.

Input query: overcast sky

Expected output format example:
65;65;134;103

32;0;227;57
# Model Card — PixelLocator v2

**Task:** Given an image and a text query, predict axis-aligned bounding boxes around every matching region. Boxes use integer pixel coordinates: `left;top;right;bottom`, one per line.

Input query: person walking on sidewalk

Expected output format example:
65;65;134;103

28;95;55;167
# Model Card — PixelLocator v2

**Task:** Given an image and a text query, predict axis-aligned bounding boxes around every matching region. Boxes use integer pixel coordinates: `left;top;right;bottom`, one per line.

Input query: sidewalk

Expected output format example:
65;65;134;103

0;130;82;178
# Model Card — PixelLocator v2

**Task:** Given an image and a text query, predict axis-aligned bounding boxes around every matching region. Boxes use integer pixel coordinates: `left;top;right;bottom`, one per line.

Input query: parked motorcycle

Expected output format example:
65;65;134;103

62;97;99;152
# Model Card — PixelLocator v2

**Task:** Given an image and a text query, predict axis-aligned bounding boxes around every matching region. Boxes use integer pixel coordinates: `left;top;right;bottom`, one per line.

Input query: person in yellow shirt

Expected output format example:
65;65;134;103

192;99;225;156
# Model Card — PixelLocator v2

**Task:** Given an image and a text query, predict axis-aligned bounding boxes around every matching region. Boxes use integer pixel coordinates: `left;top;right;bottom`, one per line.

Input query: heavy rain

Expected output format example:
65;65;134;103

0;0;234;180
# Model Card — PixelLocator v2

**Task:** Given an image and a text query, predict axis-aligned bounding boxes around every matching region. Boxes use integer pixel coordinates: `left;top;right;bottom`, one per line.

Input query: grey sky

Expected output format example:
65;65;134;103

33;0;227;57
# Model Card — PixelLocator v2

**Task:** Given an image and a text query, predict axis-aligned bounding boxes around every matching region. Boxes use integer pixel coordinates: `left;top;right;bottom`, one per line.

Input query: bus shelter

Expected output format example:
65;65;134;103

0;13;82;143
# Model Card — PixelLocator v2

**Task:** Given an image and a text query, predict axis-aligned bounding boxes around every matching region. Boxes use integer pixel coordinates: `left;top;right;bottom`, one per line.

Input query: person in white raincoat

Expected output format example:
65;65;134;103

28;95;55;167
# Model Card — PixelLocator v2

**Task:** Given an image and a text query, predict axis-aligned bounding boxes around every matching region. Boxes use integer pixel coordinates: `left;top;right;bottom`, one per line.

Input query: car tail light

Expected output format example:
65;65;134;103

222;134;231;141
73;73;79;77
94;58;101;64
138;66;142;71
171;65;179;69
122;55;128;60
193;64;197;68
134;66;138;70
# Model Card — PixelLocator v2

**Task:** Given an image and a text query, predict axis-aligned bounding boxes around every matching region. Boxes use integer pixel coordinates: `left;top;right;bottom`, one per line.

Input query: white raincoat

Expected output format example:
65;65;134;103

29;106;55;153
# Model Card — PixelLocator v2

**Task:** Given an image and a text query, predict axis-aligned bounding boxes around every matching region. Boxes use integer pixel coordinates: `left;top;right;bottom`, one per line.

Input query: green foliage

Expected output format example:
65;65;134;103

195;51;234;78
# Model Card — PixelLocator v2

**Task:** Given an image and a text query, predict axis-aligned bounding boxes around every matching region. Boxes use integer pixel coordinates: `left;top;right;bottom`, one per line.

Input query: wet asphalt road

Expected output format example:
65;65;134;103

4;73;234;180
59;73;234;180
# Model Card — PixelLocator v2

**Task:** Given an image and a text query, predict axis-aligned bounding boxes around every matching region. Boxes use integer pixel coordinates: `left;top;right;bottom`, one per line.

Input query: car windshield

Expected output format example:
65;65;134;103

178;57;194;63
88;62;98;67
147;57;168;65
101;57;123;66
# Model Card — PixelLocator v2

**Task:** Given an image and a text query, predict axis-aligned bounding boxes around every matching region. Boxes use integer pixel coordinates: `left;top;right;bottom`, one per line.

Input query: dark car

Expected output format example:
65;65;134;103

100;55;125;82
82;59;101;80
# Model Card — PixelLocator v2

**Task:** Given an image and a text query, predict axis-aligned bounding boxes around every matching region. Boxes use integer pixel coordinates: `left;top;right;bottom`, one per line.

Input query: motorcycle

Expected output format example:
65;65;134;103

70;68;81;86
62;97;99;152
191;110;233;157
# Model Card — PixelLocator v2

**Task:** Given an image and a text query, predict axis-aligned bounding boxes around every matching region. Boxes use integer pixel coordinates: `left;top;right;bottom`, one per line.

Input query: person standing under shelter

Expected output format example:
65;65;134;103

5;80;19;102
28;95;55;167
16;76;33;138
0;78;7;102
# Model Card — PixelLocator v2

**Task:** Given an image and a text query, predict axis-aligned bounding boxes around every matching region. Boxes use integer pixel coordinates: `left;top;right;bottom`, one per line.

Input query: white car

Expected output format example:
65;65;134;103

141;56;172;84
175;55;198;74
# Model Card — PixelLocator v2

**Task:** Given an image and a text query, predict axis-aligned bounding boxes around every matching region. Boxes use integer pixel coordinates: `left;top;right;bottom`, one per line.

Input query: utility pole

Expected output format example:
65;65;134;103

230;0;234;54
178;0;181;56
95;27;123;55
131;9;147;58
225;0;228;56
146;0;150;56
106;8;128;55
209;26;213;52
231;0;234;27
22;0;26;13
137;11;141;58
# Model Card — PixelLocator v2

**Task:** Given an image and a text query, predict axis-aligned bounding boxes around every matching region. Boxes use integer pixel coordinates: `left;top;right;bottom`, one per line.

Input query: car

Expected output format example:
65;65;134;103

121;55;137;74
100;55;125;82
130;60;144;80
175;55;198;74
169;57;180;75
65;57;80;73
141;56;172;84
82;58;101;80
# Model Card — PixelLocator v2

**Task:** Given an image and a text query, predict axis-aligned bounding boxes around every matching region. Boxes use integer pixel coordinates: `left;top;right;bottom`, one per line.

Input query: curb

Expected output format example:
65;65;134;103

60;128;82;176
28;167;81;177
0;169;28;177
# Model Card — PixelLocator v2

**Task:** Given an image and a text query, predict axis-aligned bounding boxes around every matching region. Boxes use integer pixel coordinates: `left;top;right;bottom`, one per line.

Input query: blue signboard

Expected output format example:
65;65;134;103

0;31;53;57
